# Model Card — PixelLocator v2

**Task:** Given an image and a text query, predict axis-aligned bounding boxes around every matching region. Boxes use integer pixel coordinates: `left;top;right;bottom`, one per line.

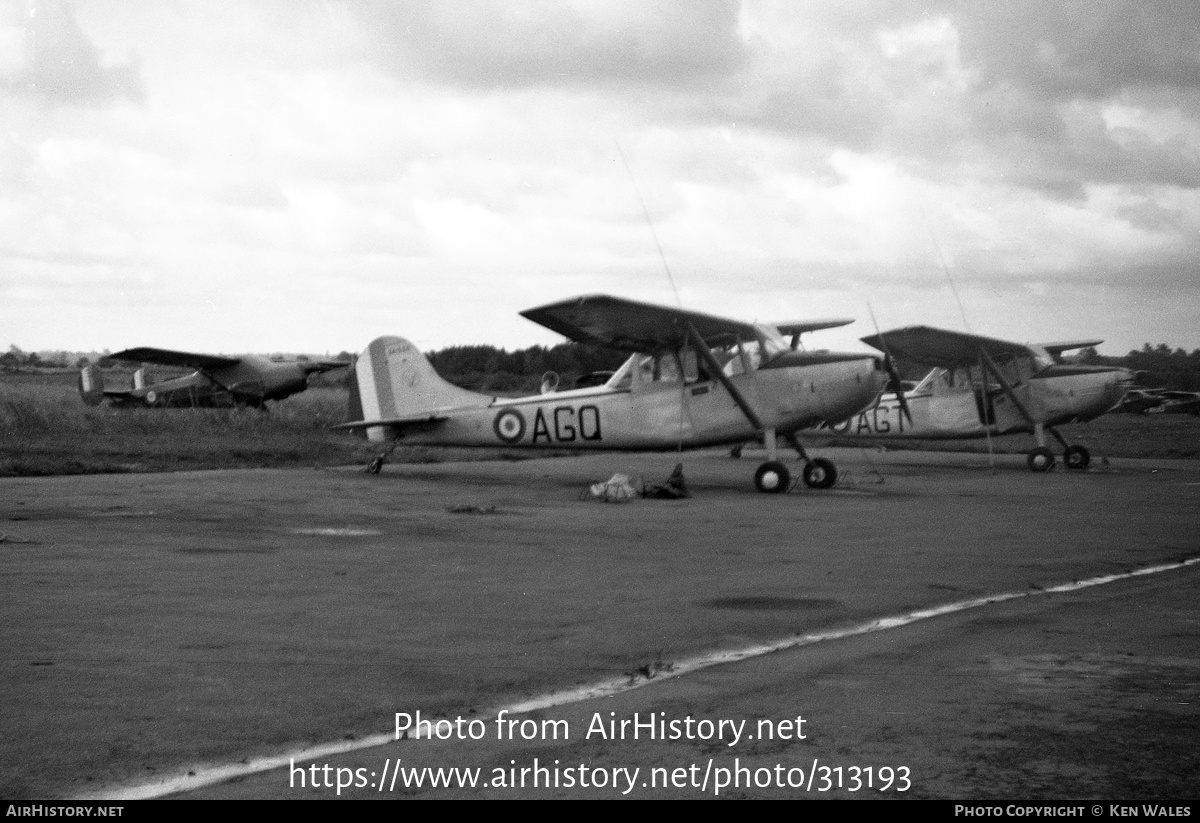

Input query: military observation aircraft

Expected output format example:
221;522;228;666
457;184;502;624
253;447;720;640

337;295;892;493
821;326;1135;472
79;348;347;408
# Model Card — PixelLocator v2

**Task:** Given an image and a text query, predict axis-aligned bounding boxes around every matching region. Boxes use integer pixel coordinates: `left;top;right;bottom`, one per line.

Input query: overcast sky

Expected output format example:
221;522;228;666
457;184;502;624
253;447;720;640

3;0;1198;358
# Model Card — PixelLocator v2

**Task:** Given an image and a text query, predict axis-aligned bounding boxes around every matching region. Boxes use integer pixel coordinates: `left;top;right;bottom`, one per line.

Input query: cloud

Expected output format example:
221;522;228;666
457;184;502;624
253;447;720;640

671;2;1200;201
353;0;748;90
951;0;1200;101
4;0;146;106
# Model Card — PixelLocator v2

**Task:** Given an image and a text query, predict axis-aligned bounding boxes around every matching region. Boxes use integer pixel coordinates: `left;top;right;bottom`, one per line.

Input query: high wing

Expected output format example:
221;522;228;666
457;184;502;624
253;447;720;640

297;359;350;374
520;294;763;352
860;326;1032;369
776;319;854;337
1041;340;1104;356
110;347;242;371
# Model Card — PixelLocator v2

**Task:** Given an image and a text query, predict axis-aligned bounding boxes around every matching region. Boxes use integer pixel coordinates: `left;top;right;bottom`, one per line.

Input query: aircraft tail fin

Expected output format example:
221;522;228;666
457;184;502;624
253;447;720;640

348;336;491;442
345;356;366;439
78;365;105;406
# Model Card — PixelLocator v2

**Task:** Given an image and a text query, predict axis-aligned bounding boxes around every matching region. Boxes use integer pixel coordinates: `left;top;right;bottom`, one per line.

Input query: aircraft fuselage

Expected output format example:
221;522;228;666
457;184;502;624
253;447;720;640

82;357;319;408
826;362;1133;440
390;353;885;451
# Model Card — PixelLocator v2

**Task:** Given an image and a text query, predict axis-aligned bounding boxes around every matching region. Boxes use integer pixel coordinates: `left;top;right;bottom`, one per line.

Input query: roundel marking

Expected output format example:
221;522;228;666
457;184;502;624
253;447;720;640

145;390;158;405
493;408;526;443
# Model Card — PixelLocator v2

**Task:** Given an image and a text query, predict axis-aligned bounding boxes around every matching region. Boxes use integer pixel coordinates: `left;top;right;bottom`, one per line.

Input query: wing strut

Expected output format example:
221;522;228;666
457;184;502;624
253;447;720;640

978;348;1068;450
685;322;764;431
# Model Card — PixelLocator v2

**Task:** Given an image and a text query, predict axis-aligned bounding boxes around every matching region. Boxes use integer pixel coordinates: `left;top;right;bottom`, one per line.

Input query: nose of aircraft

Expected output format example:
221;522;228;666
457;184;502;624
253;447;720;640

871;355;889;391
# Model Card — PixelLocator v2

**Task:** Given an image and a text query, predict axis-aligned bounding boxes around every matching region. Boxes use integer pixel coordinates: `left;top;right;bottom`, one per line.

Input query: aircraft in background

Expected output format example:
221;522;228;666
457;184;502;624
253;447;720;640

820;326;1135;472
79;348;347;409
1109;388;1166;415
1111;388;1200;417
1148;390;1200;416
337;294;891;493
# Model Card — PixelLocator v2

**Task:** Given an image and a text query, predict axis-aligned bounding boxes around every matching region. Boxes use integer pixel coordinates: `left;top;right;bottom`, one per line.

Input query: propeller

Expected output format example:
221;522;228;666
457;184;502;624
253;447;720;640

882;354;914;426
867;301;913;427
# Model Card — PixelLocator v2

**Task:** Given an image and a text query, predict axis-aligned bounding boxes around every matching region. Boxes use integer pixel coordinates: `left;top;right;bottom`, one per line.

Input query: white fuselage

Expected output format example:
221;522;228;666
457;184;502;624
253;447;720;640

825;358;1134;440
393;350;887;451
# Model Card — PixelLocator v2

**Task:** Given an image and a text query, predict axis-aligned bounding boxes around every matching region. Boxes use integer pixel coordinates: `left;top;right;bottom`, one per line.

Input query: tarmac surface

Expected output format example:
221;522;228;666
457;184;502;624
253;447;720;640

2;447;1197;800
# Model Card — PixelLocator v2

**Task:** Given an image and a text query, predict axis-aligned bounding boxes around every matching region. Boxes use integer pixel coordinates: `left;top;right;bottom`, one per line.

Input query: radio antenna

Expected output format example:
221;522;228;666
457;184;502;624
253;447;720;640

615;140;683;309
927;225;971;333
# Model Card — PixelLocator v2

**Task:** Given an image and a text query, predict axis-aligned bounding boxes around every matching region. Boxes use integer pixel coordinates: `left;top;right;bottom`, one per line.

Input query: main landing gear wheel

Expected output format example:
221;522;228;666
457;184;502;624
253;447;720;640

1063;445;1090;470
754;461;791;494
1027;447;1055;472
802;458;838;489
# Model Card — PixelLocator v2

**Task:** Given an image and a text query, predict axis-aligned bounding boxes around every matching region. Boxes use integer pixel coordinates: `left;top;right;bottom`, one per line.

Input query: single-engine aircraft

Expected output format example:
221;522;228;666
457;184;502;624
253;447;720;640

821;326;1135;472
79;348;347;408
337;294;892;493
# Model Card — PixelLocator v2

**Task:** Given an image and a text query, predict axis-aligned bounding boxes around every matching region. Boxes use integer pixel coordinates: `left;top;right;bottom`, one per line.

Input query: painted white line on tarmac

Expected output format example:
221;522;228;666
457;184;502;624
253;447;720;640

81;556;1200;800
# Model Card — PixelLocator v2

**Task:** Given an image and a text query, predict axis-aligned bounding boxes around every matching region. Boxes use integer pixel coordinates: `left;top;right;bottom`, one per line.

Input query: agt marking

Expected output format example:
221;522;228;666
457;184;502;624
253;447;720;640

833;403;906;435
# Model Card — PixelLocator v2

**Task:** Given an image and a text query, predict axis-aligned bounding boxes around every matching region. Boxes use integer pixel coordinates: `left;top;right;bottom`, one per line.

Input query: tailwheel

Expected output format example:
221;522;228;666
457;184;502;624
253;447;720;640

1027;447;1055;472
366;457;384;475
754;461;791;494
803;458;838;489
1063;445;1090;470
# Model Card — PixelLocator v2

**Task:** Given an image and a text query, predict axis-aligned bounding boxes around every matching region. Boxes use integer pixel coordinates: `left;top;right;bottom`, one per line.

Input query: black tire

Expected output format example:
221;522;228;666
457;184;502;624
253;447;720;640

754;461;790;494
803;458;838;489
1027;447;1055;472
1064;445;1090;470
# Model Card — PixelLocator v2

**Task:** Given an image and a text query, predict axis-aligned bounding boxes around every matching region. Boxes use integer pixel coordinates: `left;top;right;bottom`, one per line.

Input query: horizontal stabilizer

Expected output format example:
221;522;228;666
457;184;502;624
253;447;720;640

332;413;449;432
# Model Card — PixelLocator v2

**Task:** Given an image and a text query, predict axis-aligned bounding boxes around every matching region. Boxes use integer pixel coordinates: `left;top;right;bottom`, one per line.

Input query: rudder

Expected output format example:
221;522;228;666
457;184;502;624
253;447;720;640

350;336;491;442
78;365;105;406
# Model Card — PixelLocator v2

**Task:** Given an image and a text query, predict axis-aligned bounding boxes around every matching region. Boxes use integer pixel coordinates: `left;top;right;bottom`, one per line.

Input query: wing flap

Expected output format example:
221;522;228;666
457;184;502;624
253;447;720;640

520;294;762;352
860;326;1031;368
111;347;242;370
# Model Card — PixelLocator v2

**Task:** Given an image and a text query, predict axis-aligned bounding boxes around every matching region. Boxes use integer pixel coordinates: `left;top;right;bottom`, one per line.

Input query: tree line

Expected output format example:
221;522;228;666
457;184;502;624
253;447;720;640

1079;344;1200;393
426;342;627;392
5;341;1199;394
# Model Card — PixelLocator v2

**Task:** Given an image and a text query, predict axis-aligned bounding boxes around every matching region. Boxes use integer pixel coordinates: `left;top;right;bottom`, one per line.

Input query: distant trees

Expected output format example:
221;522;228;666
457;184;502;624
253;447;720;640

1066;344;1200;391
0;346;22;373
1;347;91;372
427;343;626;392
6;339;1199;393
1122;344;1200;392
